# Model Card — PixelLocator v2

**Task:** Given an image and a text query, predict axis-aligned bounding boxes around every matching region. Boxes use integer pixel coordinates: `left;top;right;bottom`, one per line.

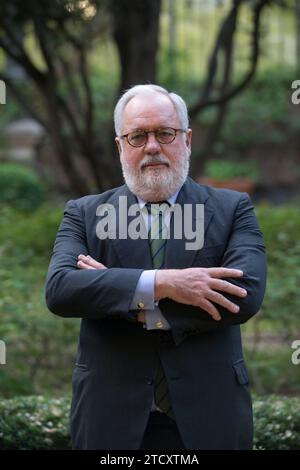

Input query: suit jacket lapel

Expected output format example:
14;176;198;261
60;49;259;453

108;178;214;270
164;177;214;269
109;185;153;269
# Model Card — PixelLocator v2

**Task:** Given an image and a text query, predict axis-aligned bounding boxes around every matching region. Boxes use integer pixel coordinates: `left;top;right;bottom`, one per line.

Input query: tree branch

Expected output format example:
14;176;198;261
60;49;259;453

0;18;46;86
0;73;49;129
197;0;244;106
190;0;271;117
58;56;85;117
78;46;94;141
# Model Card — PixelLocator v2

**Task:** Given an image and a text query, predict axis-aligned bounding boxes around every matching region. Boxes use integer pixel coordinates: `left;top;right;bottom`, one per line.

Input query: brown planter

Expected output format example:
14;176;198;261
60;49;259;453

197;177;256;195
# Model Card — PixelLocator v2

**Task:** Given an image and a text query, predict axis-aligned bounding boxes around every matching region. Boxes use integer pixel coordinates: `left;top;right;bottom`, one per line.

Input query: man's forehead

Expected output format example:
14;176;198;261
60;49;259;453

123;93;178;122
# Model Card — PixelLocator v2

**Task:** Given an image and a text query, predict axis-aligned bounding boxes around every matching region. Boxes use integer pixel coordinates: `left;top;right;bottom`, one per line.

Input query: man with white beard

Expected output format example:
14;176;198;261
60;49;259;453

45;84;267;450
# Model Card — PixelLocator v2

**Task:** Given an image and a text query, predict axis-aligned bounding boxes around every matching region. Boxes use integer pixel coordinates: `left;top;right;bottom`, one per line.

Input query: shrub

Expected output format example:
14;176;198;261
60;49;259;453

203;159;260;181
0;203;79;398
253;395;300;450
0;203;64;262
0;394;299;450
244;347;300;396
0;163;45;212
254;205;300;334
0;395;71;450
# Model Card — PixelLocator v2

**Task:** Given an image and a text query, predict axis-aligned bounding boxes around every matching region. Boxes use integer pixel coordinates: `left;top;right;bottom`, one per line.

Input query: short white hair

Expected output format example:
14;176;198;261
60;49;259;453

114;84;189;136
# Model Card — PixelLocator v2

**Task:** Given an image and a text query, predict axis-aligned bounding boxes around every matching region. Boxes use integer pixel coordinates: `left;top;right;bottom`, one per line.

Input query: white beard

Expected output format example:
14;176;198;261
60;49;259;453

120;152;190;202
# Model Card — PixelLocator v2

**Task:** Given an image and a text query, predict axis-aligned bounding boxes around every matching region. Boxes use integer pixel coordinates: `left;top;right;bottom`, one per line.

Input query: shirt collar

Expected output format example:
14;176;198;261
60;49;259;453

136;187;181;209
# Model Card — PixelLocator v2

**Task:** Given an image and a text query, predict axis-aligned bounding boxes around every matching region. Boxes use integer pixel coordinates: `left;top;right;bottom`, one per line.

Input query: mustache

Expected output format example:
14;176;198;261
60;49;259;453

140;156;170;169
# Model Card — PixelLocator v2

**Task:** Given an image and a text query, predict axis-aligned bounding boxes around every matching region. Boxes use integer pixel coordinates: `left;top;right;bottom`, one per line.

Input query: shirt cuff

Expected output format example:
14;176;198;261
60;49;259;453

129;270;156;311
144;308;171;330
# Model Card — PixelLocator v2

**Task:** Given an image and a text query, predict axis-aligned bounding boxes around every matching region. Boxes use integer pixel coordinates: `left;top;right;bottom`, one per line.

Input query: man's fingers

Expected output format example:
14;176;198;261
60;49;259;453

198;299;221;321
87;257;106;269
206;291;240;314
210;279;247;298
78;254;107;269
207;267;243;278
77;260;96;270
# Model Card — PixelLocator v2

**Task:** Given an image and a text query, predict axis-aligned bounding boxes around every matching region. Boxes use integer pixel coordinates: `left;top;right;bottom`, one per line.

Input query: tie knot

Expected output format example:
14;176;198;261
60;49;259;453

145;201;170;216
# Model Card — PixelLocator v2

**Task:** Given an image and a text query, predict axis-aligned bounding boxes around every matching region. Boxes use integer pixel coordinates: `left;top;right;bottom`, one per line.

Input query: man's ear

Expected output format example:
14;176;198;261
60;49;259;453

185;128;192;150
115;137;122;156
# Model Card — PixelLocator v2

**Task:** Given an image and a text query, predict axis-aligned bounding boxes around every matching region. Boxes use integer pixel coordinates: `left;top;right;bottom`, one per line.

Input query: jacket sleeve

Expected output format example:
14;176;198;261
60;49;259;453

159;193;267;345
45;199;143;321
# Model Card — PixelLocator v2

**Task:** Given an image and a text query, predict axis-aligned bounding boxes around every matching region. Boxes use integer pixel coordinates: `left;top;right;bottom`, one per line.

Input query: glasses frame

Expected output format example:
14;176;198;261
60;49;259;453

119;127;187;147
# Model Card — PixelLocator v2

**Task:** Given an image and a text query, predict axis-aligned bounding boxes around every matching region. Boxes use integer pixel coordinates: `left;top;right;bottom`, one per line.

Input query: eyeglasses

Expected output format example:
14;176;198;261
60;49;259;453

120;127;186;147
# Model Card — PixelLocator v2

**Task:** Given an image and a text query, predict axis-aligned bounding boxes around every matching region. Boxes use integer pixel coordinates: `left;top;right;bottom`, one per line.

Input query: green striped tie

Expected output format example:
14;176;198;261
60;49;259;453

146;202;175;420
147;202;169;269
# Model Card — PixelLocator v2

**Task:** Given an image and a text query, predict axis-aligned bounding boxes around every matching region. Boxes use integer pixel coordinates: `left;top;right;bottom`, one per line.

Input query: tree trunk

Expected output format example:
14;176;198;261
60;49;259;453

112;0;161;92
296;0;300;75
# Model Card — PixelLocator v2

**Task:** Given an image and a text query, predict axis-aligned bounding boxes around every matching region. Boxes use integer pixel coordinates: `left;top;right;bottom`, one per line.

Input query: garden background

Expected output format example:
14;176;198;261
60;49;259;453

0;0;300;450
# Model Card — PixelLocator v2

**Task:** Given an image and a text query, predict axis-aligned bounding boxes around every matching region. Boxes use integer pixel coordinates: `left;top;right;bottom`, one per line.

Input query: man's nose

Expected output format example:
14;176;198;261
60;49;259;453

144;132;161;153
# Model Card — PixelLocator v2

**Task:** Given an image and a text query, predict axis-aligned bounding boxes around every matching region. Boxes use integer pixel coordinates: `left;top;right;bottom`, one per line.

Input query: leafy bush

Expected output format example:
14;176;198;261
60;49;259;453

0;164;45;212
0;203;64;262
0;394;299;449
0;254;79;398
244;347;300;396
0;203;79;398
253;395;300;450
0;395;71;450
254;205;300;334
0;201;299;400
203;159;260;181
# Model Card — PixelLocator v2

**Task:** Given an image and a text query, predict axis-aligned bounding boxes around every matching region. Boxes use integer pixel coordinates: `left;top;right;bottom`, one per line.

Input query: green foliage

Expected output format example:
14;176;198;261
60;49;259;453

244;347;300;396
203;159;260;181
0;395;71;450
253;395;300;450
0;394;299;449
255;205;300;333
0;164;45;212
0;203;79;398
0;82;32;131
241;204;300;396
0;202;64;262
0;201;299;400
222;68;294;152
199;67;298;154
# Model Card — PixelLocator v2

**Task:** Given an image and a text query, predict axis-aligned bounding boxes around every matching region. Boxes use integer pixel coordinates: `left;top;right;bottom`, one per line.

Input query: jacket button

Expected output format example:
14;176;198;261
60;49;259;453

145;376;153;385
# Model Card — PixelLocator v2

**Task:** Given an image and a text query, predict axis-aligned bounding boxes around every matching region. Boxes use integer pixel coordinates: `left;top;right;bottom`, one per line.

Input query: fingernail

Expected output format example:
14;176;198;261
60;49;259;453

234;305;240;313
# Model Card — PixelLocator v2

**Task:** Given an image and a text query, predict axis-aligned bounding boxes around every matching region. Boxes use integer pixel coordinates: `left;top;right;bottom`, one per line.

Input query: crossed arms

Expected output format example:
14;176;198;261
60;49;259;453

77;254;247;323
45;193;267;338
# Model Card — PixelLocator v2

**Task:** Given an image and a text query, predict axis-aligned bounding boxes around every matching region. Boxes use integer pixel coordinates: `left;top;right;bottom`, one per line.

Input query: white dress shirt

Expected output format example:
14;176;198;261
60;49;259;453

129;189;181;330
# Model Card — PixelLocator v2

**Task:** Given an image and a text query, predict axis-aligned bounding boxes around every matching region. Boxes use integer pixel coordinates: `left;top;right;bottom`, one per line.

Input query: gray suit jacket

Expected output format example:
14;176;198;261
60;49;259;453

45;177;267;450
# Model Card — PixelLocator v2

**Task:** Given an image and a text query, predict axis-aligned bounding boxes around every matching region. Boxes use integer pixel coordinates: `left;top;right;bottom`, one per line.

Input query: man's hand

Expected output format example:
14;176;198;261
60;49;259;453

77;254;145;324
155;267;247;321
77;254;107;270
77;256;246;323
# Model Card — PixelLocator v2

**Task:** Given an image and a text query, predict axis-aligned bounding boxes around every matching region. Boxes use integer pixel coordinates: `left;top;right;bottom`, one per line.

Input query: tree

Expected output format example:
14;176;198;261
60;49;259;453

0;0;278;194
112;0;161;92
296;0;300;74
0;0;108;194
188;0;274;175
0;0;161;195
